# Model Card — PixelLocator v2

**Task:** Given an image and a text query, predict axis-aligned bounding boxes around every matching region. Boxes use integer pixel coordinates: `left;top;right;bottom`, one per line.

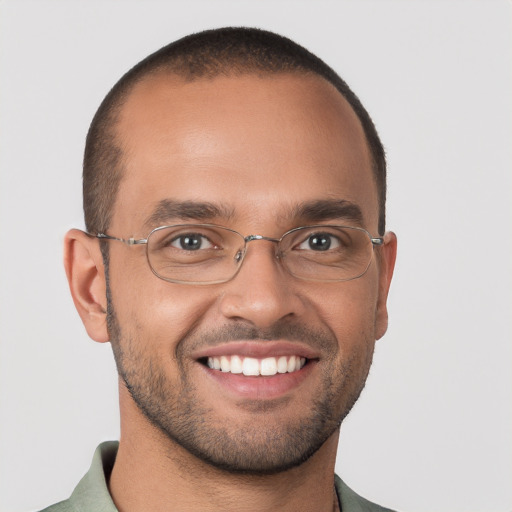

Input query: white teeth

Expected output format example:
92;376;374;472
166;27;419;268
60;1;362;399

206;355;307;376
277;356;288;373
230;355;243;374
242;357;260;376
220;356;230;372
260;357;277;376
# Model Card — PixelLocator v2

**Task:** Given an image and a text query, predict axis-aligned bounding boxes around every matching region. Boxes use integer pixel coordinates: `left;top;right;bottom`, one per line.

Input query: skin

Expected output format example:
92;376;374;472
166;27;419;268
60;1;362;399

64;72;397;512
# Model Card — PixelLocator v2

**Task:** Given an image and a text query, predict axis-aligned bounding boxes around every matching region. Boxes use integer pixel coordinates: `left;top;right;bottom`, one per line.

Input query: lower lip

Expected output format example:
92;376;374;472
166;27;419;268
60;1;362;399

199;362;316;400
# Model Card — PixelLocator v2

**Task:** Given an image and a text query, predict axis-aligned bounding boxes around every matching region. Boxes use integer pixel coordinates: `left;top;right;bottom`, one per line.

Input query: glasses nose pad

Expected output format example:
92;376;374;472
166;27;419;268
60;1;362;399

273;247;284;262
234;248;245;264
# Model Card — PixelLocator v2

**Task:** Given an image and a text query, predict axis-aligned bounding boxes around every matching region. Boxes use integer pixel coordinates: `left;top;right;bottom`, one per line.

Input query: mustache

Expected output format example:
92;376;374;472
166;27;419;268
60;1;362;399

180;321;337;354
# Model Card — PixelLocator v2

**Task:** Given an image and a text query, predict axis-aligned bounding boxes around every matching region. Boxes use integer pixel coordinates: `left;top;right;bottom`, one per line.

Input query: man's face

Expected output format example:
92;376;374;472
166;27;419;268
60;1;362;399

105;72;393;473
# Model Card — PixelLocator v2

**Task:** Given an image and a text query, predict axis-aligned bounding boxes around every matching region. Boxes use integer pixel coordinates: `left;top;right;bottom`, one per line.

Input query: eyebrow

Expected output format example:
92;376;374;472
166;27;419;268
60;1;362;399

144;199;234;230
143;198;364;231
291;199;364;226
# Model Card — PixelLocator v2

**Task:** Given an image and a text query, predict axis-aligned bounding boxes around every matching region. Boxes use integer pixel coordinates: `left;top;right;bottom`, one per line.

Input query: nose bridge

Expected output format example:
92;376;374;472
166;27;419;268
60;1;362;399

244;234;280;244
240;234;282;268
220;233;303;328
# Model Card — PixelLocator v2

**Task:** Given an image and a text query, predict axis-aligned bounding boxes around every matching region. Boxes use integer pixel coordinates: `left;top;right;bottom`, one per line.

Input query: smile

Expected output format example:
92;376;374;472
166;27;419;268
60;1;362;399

206;355;307;376
195;343;318;399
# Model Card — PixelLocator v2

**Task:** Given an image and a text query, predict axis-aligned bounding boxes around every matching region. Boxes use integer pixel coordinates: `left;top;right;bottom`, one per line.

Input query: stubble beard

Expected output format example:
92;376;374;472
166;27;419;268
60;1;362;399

106;283;374;475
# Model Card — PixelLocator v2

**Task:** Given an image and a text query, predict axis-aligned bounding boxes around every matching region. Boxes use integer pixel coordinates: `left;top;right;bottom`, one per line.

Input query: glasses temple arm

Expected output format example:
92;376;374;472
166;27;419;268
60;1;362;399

96;233;148;245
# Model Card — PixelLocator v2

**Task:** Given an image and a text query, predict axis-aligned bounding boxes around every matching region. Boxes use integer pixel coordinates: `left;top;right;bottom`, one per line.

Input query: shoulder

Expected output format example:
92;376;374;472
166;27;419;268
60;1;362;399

36;442;119;512
335;475;398;512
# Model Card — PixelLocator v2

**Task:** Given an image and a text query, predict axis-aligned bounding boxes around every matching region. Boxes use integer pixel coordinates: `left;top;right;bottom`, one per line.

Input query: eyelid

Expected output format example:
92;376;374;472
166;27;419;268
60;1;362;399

153;226;232;252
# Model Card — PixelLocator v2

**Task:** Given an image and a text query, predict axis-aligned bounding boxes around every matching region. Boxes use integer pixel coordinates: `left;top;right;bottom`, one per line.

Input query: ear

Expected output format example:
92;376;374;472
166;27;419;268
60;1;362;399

374;231;397;340
63;229;109;343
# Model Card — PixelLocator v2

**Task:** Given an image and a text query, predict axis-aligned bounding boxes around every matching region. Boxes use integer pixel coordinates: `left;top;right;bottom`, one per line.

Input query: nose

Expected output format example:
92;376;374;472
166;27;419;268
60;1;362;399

218;239;306;329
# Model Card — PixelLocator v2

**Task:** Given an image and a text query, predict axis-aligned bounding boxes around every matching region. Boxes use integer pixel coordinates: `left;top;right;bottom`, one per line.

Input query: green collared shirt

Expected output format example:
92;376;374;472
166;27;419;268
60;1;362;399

40;442;396;512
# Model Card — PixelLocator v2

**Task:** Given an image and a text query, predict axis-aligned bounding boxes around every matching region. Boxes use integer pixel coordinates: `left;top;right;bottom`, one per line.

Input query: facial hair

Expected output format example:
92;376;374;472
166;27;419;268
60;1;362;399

106;279;374;475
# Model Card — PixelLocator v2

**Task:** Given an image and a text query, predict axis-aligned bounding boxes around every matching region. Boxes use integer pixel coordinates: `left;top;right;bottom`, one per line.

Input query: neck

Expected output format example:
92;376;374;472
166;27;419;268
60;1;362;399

109;385;340;512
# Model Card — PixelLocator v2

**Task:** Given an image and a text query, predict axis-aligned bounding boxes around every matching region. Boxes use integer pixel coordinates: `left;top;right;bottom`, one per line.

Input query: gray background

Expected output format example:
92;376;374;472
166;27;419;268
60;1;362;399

1;1;511;511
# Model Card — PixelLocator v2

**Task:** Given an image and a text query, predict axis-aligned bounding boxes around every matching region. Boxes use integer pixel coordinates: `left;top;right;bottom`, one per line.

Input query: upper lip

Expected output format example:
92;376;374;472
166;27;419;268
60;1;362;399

191;341;320;360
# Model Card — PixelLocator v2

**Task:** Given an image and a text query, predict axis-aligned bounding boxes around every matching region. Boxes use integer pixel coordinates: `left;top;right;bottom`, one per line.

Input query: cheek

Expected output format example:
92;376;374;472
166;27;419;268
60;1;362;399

108;253;218;350
306;278;380;381
311;275;380;338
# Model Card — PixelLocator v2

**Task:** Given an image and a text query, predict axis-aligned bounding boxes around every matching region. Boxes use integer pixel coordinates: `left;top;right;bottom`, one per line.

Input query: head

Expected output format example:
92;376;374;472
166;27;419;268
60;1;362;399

65;27;396;475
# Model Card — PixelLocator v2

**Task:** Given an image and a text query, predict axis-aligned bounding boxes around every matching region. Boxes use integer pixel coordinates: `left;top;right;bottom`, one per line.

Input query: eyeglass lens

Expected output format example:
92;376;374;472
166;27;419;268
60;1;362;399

146;225;375;284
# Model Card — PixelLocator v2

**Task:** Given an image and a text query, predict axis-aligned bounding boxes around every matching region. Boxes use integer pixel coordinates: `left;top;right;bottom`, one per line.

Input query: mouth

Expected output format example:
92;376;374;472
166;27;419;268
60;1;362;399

192;342;318;400
200;354;308;376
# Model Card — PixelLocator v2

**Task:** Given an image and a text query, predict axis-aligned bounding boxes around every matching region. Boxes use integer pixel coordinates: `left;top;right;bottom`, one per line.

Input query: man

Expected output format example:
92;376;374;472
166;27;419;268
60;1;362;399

46;27;397;511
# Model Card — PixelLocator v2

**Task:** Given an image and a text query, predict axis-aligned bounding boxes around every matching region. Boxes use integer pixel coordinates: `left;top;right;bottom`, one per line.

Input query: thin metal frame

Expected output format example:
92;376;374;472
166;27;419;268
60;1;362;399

95;224;384;285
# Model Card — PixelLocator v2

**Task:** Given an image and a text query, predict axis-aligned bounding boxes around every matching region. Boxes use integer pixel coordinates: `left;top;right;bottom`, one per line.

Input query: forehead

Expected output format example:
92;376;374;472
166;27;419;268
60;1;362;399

113;72;378;232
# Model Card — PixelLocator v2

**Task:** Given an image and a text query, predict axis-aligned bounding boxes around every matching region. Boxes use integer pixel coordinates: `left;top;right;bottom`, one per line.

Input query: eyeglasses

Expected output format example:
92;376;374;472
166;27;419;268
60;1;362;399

96;224;383;285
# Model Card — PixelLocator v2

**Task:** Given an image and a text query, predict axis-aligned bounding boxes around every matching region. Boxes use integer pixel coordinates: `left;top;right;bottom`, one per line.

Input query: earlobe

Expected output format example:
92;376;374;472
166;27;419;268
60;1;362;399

63;229;109;343
374;231;397;340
